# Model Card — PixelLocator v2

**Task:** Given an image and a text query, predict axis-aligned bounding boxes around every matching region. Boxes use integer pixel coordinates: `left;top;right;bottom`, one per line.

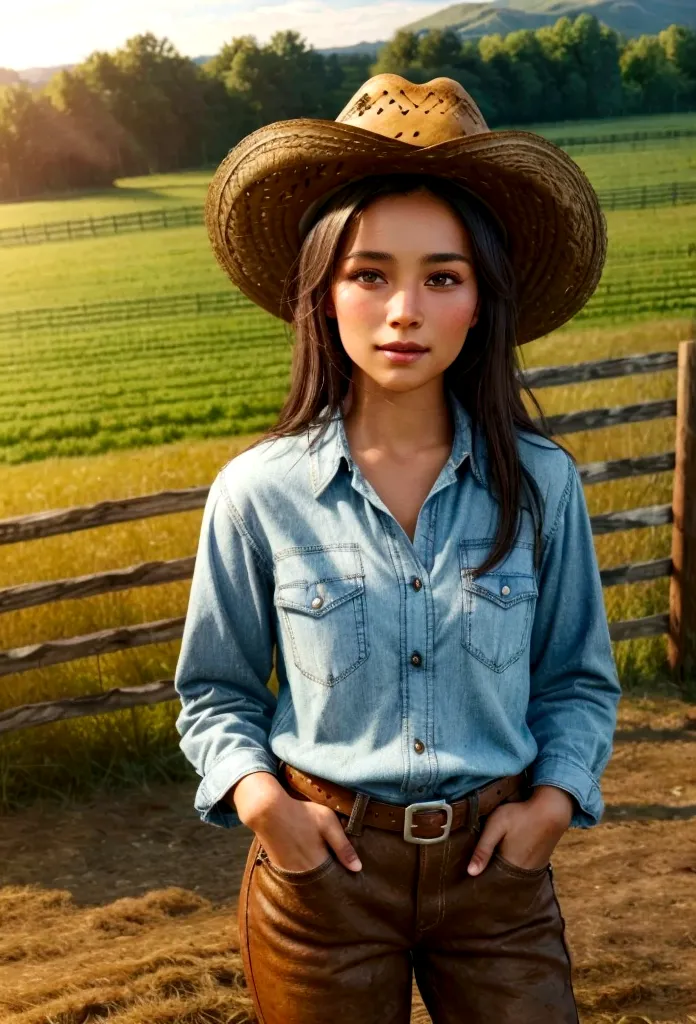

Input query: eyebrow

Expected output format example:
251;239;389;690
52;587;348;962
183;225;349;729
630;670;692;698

342;249;472;266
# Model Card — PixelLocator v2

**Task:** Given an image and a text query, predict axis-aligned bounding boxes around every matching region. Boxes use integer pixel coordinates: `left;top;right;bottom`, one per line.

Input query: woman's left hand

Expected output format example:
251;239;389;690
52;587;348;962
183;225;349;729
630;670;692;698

466;785;575;876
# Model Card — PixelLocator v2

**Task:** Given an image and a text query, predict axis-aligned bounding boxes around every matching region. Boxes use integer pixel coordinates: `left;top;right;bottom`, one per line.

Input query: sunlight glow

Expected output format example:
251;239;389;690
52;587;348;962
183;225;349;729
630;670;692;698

0;0;453;70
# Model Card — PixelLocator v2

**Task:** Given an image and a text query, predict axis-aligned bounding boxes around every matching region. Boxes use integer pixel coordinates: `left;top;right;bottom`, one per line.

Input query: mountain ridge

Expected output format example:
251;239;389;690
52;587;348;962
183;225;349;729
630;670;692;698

5;0;695;84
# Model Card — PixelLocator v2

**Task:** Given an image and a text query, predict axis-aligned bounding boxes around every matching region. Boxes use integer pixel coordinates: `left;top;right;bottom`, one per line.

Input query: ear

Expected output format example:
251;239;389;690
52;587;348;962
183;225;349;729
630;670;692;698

325;295;336;319
470;299;480;328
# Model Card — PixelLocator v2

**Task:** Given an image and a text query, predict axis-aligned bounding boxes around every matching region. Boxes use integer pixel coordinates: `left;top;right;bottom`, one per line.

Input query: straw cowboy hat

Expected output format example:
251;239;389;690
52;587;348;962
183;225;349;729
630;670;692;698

205;73;607;343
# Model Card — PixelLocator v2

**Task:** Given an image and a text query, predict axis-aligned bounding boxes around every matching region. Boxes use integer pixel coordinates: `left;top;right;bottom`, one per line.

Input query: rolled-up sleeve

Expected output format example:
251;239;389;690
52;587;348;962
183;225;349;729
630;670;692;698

174;471;279;829
527;455;622;828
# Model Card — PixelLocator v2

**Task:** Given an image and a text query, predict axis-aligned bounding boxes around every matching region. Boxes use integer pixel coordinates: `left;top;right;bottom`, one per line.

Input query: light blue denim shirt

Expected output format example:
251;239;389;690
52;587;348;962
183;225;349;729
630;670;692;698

174;389;621;831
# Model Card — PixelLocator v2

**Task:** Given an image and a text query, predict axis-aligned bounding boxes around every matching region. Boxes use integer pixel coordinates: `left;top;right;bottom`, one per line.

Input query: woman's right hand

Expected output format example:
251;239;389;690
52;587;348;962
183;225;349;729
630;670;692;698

225;771;363;873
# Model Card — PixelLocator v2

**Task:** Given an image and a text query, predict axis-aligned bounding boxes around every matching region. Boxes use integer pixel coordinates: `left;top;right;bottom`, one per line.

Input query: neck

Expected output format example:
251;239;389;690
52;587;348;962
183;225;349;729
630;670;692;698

342;371;453;460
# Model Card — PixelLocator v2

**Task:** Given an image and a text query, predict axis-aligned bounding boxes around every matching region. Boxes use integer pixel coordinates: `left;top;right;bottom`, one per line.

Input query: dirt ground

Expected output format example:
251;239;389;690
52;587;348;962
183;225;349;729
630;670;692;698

1;694;695;1024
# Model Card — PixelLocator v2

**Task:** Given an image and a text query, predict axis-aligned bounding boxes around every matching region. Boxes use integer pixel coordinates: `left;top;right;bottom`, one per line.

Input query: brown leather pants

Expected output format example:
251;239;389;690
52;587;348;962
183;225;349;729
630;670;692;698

238;805;579;1024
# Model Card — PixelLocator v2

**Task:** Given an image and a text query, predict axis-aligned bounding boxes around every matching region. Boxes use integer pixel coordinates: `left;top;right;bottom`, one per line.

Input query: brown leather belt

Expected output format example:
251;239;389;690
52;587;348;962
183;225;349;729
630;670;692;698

279;761;529;844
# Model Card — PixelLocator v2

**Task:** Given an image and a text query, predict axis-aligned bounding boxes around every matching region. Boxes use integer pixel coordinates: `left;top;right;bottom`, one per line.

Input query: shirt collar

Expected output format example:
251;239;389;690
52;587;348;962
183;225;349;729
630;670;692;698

308;389;487;499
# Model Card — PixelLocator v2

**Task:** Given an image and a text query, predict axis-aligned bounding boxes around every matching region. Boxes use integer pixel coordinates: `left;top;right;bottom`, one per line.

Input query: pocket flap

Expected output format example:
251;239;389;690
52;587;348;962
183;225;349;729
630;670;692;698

465;571;538;608
274;544;365;617
459;539;538;608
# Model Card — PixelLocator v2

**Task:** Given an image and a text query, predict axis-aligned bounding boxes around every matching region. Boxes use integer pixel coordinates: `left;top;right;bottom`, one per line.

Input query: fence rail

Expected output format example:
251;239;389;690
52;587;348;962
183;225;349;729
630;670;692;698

0;205;202;248
546;127;696;150
2;179;695;251
0;343;693;734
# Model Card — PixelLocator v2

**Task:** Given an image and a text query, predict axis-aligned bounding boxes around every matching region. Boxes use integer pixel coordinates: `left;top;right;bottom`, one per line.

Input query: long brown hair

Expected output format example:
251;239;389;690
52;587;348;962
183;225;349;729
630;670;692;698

246;173;567;577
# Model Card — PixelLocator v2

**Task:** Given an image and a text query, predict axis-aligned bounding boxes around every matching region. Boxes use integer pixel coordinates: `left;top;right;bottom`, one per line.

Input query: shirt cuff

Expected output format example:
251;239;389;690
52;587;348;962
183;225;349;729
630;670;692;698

195;751;280;829
530;755;604;828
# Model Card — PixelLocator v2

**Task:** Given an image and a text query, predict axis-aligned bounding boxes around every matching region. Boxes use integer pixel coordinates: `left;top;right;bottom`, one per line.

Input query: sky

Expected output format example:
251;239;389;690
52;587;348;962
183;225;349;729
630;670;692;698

0;0;470;70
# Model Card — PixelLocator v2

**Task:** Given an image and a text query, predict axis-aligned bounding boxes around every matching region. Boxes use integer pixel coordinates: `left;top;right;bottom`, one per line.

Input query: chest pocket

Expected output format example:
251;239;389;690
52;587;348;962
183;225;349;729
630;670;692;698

273;543;369;687
459;540;538;673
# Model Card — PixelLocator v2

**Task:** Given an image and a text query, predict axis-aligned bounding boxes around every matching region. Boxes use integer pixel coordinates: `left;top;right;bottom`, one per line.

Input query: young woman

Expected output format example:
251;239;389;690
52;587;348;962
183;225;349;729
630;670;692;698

174;74;621;1023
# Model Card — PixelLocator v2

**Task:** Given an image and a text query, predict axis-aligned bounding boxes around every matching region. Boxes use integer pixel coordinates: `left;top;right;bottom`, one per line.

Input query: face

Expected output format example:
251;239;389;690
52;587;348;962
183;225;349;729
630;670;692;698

327;190;480;396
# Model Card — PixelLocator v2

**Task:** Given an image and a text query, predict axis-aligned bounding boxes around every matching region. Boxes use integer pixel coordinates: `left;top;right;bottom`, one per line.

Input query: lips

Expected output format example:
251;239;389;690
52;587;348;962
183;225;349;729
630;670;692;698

378;343;428;352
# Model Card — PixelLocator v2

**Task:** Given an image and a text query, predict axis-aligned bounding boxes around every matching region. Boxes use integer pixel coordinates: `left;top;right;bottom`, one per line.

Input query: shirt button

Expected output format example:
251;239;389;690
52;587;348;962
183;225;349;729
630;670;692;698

414;739;425;753
411;577;422;591
311;595;324;609
501;584;511;596
410;651;422;667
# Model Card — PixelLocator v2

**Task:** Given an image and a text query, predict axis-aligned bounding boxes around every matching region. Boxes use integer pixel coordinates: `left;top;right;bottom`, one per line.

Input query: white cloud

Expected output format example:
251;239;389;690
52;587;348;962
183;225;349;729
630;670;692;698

0;0;460;69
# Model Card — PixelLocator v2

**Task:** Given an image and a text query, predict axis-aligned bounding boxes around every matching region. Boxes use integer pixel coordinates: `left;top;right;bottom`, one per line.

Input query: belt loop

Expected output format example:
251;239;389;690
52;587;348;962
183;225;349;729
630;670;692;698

468;791;480;833
345;792;370;836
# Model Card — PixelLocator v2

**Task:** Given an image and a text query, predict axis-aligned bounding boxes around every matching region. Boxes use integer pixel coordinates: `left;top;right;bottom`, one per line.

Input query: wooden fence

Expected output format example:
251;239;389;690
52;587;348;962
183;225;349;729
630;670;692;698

1;341;695;736
547;127;696;151
2;178;695;249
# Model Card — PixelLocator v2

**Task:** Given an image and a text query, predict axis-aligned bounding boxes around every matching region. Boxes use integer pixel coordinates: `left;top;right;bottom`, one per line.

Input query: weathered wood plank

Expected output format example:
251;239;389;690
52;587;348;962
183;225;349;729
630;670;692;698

541;399;676;437
600;557;672;587
0;557;195;614
668;339;696;677
0;617;185;678
590;504;673;535
0;487;209;545
0;680;176;735
578;451;675;485
609;613;670;641
521;350;678;389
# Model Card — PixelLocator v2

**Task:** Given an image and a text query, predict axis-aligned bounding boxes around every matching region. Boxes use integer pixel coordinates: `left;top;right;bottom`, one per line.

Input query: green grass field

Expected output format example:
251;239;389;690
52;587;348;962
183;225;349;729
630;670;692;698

0;111;695;808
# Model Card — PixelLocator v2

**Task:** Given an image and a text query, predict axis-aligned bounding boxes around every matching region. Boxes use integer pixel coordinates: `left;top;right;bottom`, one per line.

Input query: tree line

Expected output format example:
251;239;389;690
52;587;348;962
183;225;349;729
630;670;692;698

0;14;694;201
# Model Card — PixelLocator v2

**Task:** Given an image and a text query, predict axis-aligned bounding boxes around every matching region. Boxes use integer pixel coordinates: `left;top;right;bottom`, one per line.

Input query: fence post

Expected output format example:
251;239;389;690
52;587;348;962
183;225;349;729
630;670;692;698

668;336;696;682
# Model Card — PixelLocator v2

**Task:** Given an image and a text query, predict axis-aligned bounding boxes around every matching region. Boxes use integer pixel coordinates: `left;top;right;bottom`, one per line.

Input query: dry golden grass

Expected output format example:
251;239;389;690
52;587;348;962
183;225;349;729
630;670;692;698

0;316;692;808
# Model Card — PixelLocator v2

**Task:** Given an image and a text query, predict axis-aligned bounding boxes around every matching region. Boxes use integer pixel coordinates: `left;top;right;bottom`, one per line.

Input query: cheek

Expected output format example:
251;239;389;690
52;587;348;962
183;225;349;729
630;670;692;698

434;294;479;340
334;288;377;329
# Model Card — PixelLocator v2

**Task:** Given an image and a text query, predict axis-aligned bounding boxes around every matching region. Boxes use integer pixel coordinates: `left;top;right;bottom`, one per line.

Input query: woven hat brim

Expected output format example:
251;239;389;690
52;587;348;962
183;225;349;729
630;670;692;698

205;119;607;343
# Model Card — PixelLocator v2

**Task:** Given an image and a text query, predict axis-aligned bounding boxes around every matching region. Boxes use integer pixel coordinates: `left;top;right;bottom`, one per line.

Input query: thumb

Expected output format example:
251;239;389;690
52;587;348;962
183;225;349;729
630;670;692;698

323;817;363;872
467;814;507;876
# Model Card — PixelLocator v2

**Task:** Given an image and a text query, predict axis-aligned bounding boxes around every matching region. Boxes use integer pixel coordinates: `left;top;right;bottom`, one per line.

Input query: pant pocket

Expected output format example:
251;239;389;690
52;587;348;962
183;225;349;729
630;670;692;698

256;842;337;883
492;850;550;879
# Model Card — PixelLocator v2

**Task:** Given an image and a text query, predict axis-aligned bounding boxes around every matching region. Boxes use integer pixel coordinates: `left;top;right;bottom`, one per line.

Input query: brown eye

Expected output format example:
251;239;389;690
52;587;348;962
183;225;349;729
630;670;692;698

352;270;382;284
428;271;460;287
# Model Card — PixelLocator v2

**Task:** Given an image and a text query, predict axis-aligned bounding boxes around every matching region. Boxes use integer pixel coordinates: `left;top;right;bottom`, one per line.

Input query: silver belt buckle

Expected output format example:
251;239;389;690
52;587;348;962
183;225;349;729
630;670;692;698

403;798;453;844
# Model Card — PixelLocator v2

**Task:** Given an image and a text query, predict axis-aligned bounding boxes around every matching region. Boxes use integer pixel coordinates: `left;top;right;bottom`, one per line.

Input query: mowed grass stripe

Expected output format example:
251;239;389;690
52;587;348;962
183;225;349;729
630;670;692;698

0;318;289;370
3;374;294;428
2;357;293;414
0;402;291;464
1;331;291;392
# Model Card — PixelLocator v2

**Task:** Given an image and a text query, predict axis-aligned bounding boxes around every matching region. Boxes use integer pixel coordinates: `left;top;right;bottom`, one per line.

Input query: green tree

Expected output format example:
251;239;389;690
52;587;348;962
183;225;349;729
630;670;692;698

45;69;127;177
372;31;420;75
418;29;462;69
77;33;212;173
620;34;684;113
0;83;103;199
659;25;696;106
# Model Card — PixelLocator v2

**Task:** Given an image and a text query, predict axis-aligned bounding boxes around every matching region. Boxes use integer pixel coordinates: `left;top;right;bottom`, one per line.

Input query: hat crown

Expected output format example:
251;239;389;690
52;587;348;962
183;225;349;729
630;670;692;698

335;73;489;148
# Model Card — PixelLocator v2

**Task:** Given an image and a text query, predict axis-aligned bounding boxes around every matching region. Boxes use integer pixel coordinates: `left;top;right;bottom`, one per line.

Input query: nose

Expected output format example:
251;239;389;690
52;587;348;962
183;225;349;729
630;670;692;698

387;287;423;330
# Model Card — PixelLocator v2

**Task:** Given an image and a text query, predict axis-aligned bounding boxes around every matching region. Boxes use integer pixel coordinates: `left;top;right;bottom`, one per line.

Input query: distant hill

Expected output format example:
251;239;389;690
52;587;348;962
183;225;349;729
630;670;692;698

317;41;386;56
11;47;380;87
401;0;696;39
9;0;696;85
